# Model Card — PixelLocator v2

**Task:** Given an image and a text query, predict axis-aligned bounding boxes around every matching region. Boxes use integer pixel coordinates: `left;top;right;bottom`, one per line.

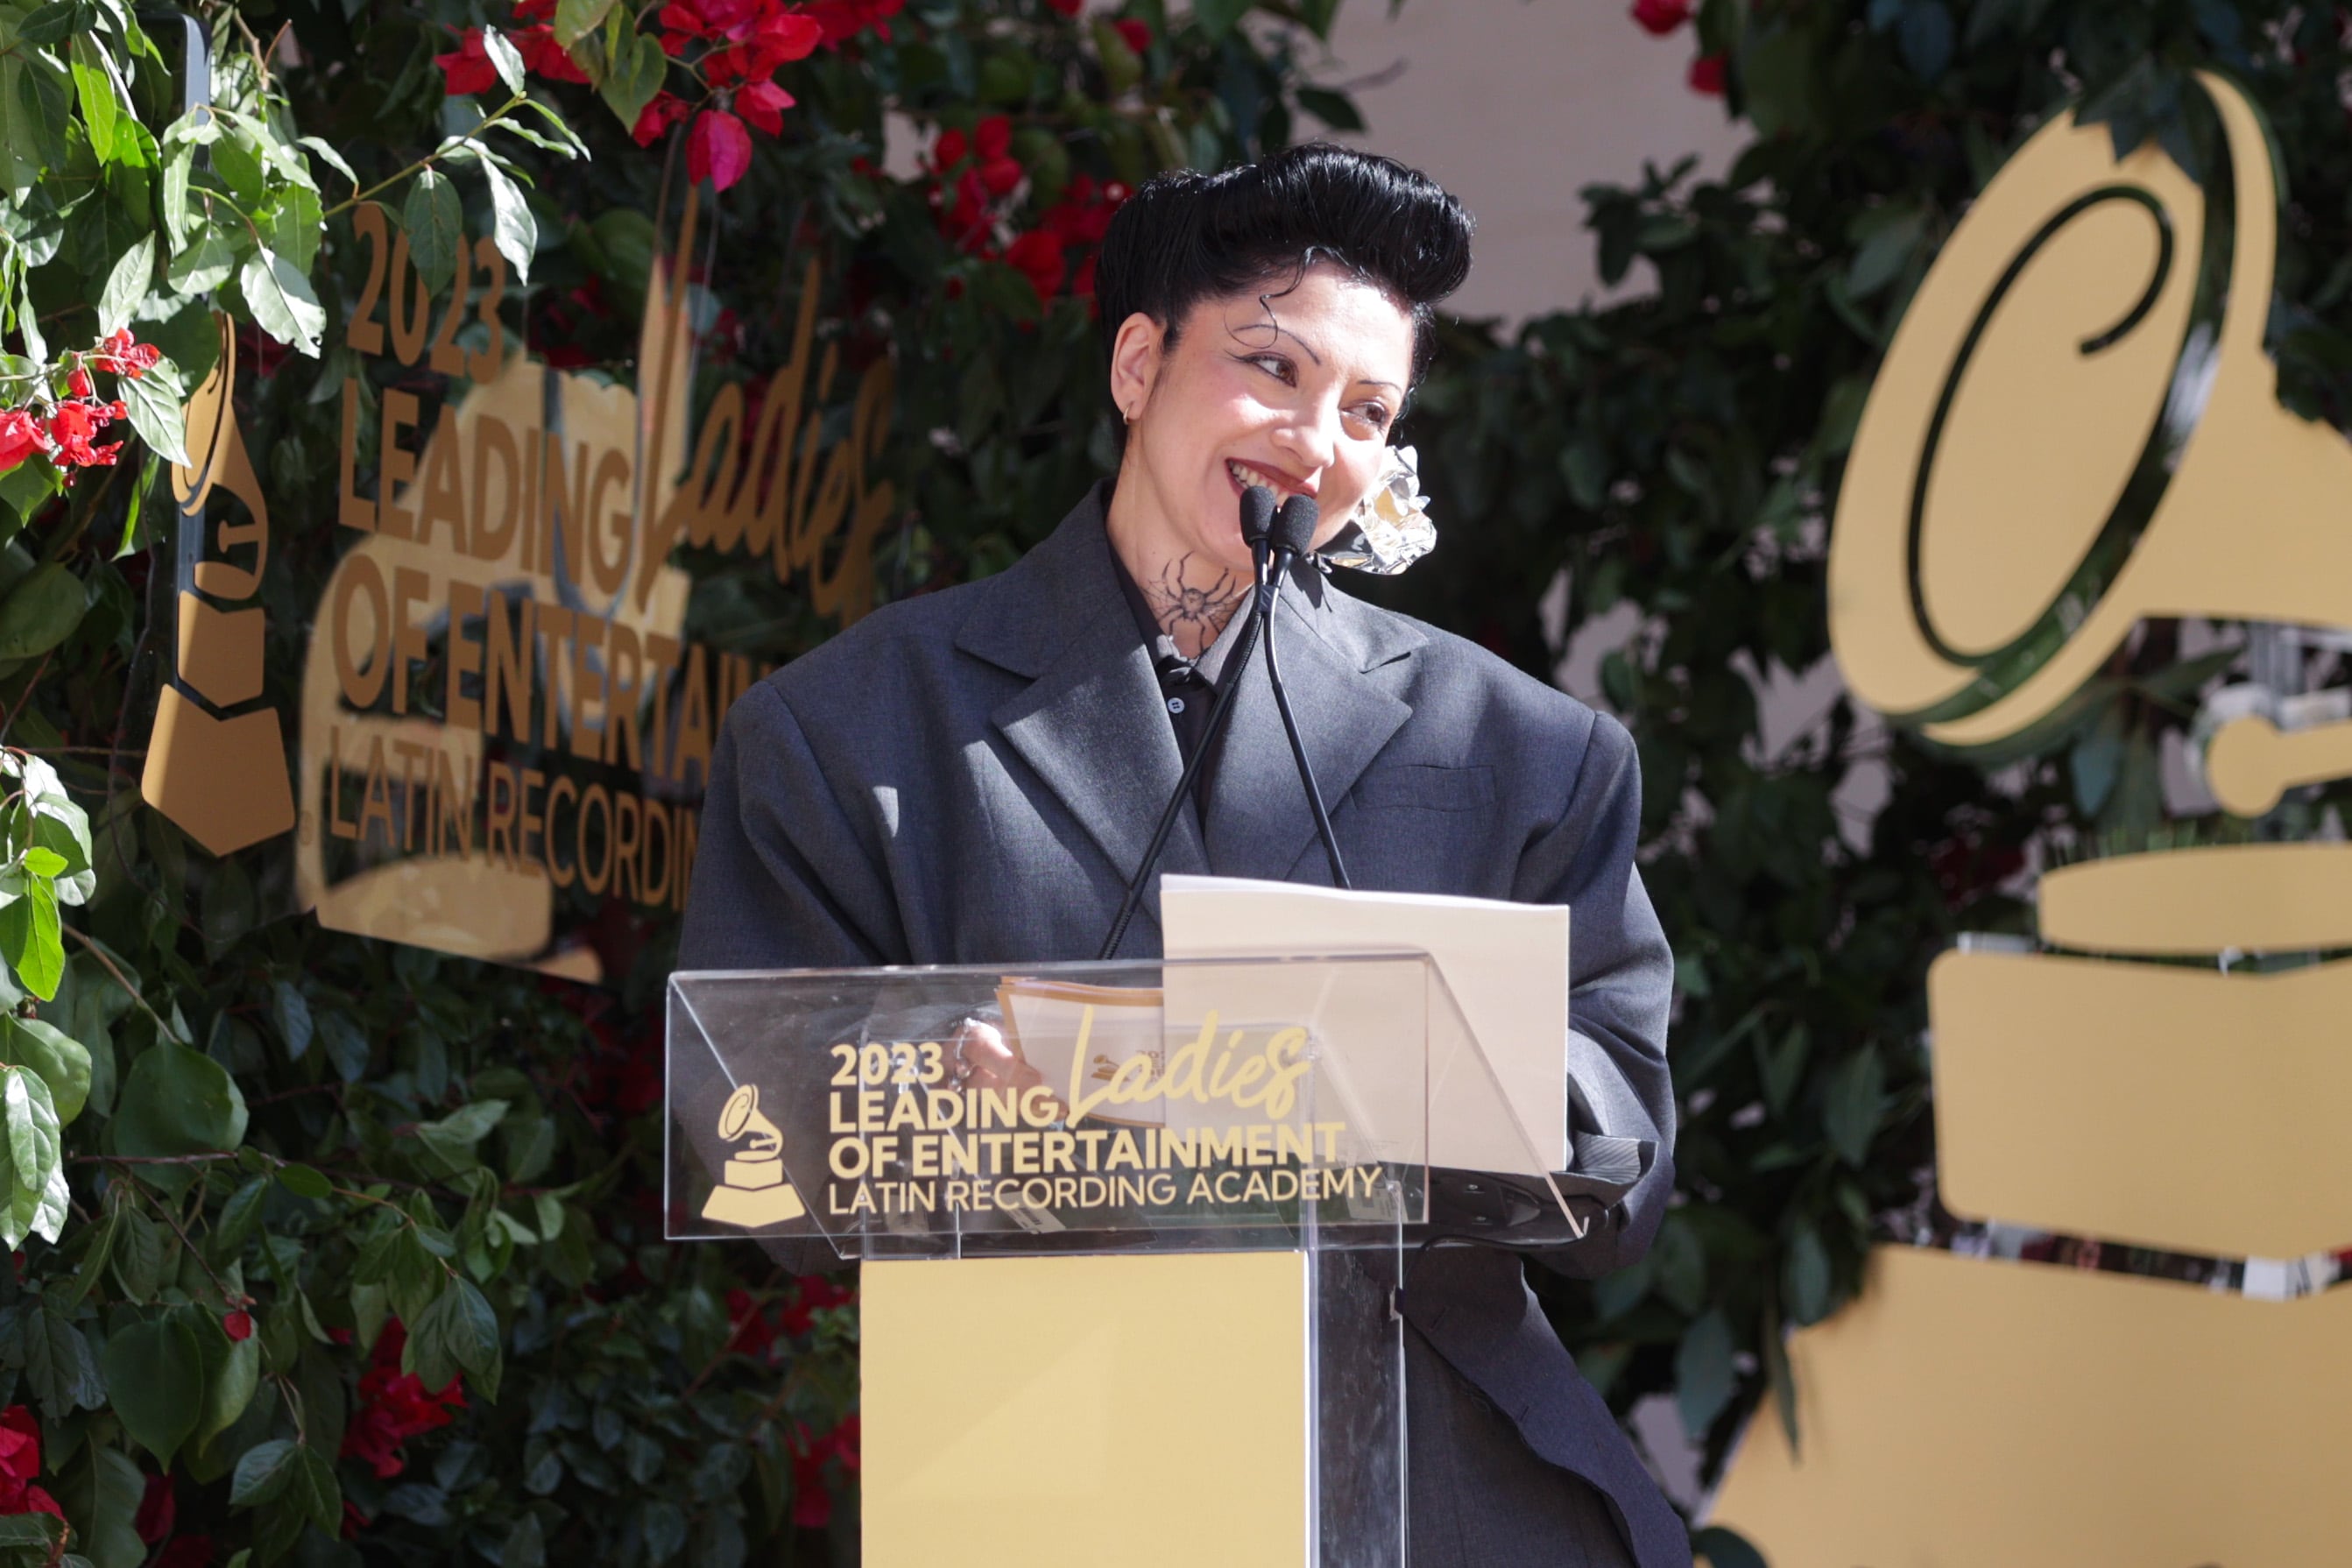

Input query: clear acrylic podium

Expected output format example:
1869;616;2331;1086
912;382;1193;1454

666;954;1588;1568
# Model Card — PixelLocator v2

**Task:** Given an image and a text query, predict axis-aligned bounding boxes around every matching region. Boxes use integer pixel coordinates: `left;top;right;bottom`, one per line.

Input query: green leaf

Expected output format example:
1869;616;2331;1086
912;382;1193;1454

102;1314;204;1466
271;980;312;1061
230;1438;300;1508
597;31;667;129
258;185;324;275
67;37;121;164
118;353;188;465
17;4;74;46
1783;1221;1833;1325
96;231;154;337
1;1067;67;1246
409;1275;500;1401
21;1304;102;1416
483;28;527;95
0;872;62;1001
59;1441;144;1568
276;1162;330;1200
482;160;536;285
0;561;81;669
237;250;324;357
0;1015;90;1124
1821;1049;1887;1168
1692;1526;1771;1568
401;168;463;295
1293;88;1362;132
295;135;356;189
109;1205;163;1299
412;1098;508;1174
166;230;237;297
1674;1308;1737;1439
195;1310;261;1446
110;1041;250;1197
554;0;617;46
212;1174;269;1261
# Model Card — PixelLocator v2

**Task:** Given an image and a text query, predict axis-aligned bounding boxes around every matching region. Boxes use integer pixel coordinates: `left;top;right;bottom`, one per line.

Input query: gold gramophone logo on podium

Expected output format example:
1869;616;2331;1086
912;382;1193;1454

701;1084;807;1229
1713;70;2352;1567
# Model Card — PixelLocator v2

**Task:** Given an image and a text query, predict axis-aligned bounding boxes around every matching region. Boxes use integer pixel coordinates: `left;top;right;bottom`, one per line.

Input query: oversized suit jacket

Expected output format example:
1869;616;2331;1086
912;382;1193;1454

680;488;1687;1568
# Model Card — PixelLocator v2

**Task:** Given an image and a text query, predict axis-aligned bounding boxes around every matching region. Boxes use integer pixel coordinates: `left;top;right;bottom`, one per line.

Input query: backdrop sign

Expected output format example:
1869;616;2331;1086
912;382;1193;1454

1713;71;2352;1565
140;190;893;982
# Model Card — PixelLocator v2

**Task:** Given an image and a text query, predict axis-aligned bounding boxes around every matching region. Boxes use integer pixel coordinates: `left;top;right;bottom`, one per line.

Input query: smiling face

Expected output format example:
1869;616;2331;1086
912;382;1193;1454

1105;262;1416;583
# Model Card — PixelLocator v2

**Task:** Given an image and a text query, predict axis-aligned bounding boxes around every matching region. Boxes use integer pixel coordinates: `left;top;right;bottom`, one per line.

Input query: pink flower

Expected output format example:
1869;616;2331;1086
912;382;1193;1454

632;90;693;147
737;78;795;136
1629;0;1690;34
689;108;755;190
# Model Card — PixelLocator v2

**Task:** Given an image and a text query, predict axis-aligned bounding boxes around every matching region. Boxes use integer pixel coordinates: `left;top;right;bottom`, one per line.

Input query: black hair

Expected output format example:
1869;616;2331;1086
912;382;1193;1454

1094;143;1473;388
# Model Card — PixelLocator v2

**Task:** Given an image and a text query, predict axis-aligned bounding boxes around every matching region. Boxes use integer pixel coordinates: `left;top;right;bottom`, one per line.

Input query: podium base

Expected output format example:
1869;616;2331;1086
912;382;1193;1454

863;1251;1316;1568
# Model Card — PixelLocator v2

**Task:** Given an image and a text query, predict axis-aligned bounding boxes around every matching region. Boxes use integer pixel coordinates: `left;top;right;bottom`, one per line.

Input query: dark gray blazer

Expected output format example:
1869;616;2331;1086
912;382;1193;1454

681;488;1687;1568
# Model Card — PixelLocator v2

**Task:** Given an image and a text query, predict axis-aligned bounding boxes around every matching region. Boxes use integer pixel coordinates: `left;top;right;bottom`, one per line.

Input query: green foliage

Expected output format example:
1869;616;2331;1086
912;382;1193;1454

1385;0;2352;1484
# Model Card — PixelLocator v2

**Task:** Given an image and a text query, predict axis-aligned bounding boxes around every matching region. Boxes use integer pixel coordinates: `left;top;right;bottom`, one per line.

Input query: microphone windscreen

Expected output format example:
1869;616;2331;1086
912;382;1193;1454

1239;484;1276;547
1271;494;1320;558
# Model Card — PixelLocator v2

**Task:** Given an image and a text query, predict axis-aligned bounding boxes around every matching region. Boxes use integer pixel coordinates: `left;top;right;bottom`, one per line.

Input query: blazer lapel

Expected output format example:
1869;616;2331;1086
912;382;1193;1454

1206;570;1419;881
957;491;1209;940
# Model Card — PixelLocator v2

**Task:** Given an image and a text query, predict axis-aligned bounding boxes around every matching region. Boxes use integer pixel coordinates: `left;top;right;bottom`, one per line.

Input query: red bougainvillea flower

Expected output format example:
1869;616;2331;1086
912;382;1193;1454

1047;0;1082;12
65;366;91;399
689;107;755;189
705;8;823;83
0;410;51;477
434;27;500;95
514;25;593;83
154;1539;217;1568
512;0;555;18
92;328;161;378
1113;18;1151;53
789;1416;861;1528
802;0;901;46
778;1272;856;1337
1006;229;1066;306
340;1321;466;1481
46;400;124;468
974;114;1013;161
1688;52;1727;95
1629;0;1691;34
0;1407;61;1521
135;1472;176;1546
632;90;694;147
223;1310;254;1342
737;78;795;136
931;126;969;168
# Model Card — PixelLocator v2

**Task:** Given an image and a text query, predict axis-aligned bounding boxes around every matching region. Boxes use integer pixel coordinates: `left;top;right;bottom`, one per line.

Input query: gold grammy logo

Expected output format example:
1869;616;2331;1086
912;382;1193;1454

1715;72;2352;1565
700;1084;807;1229
139;320;298;857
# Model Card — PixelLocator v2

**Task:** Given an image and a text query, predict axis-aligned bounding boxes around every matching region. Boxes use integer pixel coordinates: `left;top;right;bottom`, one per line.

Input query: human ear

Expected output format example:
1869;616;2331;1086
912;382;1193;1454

1107;311;1164;425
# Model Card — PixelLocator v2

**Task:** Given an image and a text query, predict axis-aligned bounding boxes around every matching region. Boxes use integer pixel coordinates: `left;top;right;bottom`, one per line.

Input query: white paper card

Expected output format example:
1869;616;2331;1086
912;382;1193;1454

1158;875;1569;1174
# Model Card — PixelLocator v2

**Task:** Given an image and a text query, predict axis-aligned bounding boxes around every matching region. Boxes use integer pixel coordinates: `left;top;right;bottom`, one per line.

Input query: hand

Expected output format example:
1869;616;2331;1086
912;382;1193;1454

950;1019;1064;1119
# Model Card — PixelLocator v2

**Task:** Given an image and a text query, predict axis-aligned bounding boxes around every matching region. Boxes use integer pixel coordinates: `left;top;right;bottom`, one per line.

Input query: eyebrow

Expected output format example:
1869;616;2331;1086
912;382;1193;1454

1230;317;1400;392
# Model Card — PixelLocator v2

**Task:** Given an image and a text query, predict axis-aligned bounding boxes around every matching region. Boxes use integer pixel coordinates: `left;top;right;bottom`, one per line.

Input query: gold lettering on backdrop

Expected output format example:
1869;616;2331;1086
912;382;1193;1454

281;182;894;978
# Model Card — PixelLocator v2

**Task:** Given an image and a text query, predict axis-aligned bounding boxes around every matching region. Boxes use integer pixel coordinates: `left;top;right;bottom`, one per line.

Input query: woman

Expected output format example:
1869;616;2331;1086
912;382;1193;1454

682;145;1684;1568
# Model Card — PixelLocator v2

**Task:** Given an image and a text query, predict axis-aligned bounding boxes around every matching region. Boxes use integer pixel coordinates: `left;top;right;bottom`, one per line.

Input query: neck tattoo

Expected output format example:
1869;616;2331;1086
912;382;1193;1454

1145;553;1247;655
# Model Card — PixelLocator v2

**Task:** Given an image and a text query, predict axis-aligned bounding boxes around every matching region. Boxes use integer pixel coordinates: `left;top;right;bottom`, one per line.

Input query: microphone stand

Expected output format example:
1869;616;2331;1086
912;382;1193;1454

1097;490;1276;960
1261;498;1351;889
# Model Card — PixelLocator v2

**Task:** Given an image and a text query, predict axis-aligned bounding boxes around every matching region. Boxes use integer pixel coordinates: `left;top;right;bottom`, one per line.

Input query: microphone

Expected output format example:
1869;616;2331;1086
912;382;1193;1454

1098;485;1279;959
1260;495;1351;889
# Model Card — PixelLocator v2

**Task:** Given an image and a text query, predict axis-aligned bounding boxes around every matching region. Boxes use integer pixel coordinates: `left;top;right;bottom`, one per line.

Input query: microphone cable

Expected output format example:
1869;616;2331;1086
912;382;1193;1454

1097;485;1278;960
1261;495;1351;889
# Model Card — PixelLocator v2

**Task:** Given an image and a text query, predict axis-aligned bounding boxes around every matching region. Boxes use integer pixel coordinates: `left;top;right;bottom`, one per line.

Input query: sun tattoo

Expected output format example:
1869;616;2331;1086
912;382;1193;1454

1146;554;1247;651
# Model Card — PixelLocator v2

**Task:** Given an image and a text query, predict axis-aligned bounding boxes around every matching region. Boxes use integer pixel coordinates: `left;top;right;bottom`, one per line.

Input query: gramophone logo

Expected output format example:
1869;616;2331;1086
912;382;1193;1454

701;1084;807;1229
1713;72;2352;1565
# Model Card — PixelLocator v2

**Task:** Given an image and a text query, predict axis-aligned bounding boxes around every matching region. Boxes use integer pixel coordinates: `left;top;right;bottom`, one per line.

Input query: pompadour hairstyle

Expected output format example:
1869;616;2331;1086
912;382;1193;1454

1093;143;1474;381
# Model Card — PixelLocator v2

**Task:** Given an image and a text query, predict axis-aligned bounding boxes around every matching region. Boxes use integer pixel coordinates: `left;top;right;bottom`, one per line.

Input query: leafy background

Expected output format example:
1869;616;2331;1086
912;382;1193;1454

0;0;2341;1564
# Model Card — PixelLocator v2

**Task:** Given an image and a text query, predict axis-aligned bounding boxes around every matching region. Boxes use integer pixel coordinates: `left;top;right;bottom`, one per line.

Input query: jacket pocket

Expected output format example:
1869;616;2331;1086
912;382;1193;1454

1351;764;1494;813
